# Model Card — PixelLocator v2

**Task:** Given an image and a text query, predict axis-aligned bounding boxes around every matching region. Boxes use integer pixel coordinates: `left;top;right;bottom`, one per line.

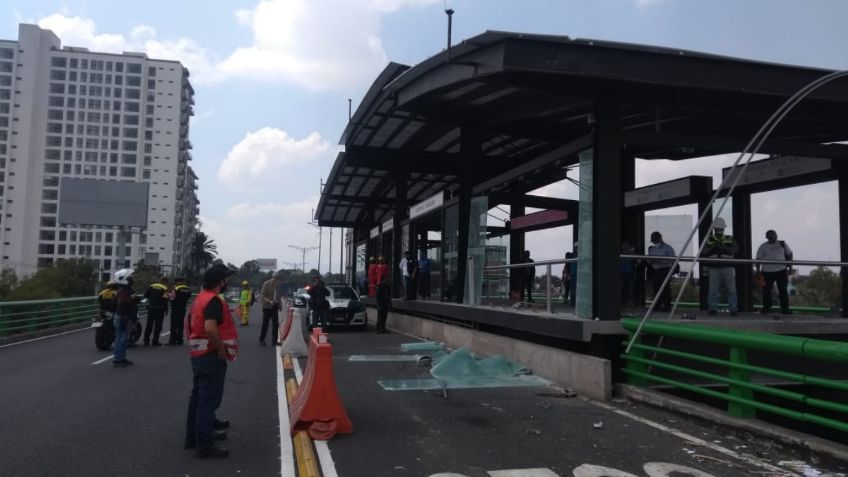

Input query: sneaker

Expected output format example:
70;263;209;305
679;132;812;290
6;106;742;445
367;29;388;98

195;444;229;459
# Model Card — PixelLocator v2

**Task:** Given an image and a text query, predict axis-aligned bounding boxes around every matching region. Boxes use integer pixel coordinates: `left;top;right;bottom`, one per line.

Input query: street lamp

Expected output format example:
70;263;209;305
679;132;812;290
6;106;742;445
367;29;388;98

307;218;322;274
281;261;300;272
288;245;318;275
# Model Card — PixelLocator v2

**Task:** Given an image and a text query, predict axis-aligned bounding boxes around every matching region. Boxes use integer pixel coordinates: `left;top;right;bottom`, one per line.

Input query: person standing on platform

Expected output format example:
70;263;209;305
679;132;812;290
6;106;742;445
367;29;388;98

143;276;170;346
756;229;794;315
376;274;391;333
418;252;432;299
238;280;254;326
399;251;412;299
520;250;535;302
562;252;573;304
259;271;281;345
704;217;739;316
185;264;237;458
647;232;676;312
367;256;378;298
168;277;191;345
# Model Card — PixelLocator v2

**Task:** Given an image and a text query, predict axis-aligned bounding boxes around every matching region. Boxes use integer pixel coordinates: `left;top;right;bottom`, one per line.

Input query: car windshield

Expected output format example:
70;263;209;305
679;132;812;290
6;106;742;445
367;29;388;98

328;286;356;300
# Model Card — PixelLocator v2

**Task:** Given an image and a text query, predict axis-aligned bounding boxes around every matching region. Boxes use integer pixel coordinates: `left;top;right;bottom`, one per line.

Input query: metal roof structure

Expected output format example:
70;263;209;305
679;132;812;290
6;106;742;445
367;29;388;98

316;30;848;227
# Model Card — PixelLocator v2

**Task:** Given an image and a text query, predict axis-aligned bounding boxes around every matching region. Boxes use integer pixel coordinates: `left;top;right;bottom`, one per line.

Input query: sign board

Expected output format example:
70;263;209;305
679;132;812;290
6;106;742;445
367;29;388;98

382;218;394;233
722;156;832;188
255;258;278;272
510;209;568;231
369;226;380;238
409;191;444;220
625;177;698;208
58;178;149;227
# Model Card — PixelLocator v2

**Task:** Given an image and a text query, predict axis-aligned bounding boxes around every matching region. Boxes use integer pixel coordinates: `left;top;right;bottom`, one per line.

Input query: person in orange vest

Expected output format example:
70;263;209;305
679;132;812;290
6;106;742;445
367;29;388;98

185;264;238;459
367;256;378;297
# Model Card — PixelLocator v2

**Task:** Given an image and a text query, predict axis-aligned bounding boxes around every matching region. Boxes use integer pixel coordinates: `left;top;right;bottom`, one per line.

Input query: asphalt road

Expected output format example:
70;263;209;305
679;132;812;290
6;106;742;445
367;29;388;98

2;303;846;477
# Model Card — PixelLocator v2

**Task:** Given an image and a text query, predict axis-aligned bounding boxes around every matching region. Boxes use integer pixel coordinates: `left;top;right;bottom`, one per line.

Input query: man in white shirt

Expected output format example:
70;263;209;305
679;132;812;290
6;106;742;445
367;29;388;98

756;229;793;314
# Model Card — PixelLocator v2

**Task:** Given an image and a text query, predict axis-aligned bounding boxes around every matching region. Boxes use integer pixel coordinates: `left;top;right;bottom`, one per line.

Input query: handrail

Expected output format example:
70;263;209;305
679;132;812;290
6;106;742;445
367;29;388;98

0;296;152;338
620;317;848;434
0;296;96;306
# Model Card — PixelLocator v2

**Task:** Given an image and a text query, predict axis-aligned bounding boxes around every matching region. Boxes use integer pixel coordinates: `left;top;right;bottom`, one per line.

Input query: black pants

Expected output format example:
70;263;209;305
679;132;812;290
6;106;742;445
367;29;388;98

418;272;431;299
521;276;534;302
185;354;227;447
650;269;672;311
376;306;389;331
169;306;186;344
259;307;278;344
762;269;790;312
144;308;166;344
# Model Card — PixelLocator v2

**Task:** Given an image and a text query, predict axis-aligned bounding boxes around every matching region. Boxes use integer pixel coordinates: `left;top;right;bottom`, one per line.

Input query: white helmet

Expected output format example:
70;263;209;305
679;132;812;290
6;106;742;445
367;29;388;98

713;217;727;229
113;268;135;285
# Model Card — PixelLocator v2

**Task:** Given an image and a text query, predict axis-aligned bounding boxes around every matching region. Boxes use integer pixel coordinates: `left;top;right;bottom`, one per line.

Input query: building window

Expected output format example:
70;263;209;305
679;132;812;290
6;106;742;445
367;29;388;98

127;63;142;74
121;167;136;177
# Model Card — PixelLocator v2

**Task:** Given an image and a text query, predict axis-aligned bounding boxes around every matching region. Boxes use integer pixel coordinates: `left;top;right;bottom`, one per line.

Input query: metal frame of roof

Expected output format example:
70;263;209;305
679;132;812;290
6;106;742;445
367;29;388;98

316;30;848;227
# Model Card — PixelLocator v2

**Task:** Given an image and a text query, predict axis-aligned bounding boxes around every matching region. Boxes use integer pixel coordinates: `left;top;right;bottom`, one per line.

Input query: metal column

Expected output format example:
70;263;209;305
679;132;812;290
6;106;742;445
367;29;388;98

697;198;714;310
509;204;525;296
593;103;623;321
391;171;408;299
732;192;753;312
840;173;848;317
455;128;480;304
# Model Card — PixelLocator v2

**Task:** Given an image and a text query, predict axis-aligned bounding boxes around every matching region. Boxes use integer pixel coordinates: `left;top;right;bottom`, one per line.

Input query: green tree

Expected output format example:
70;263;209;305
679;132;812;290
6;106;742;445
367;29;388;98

795;266;841;309
189;231;218;276
0;268;18;298
6;259;97;300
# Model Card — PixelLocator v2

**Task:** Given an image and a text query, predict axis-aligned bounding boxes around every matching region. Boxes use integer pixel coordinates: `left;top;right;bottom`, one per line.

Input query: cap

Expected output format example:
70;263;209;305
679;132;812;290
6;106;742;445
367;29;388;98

203;263;235;283
713;217;727;229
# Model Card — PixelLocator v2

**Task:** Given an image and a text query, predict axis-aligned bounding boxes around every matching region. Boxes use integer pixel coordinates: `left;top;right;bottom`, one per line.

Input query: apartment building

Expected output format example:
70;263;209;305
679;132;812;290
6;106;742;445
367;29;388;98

0;24;199;279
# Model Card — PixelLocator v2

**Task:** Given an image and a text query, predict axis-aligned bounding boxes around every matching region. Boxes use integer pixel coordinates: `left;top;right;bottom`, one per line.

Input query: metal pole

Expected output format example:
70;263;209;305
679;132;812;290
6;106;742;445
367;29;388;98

329;228;333;276
318;227;322;274
546;263;552;314
445;9;454;60
467;255;475;306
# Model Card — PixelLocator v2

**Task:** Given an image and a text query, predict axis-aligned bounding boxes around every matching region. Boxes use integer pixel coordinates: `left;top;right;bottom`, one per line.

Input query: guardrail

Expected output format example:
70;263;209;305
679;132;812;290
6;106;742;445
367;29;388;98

620;317;848;433
0;296;150;338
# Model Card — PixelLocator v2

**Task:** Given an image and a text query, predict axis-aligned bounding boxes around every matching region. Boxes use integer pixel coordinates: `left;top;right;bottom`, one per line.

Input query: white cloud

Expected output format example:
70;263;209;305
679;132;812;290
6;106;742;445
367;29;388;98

217;127;332;185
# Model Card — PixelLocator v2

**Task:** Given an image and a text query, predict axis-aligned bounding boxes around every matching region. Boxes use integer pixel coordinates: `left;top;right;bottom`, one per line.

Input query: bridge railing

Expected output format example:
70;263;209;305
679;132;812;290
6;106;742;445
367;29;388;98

0;296;150;338
620;317;848;434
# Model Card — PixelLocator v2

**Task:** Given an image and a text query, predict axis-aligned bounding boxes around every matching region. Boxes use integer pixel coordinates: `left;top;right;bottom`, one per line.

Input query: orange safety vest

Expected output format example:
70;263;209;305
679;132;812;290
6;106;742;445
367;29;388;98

187;289;238;361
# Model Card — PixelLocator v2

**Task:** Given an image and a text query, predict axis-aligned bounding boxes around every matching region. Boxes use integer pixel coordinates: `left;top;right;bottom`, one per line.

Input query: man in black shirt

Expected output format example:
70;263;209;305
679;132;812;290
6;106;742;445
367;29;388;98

168;277;192;345
308;276;331;329
143;277;170;346
376;275;391;333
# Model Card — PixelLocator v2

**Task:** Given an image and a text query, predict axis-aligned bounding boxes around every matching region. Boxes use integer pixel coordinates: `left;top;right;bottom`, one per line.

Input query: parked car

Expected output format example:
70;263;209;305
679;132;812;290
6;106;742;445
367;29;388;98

292;288;310;308
305;284;367;330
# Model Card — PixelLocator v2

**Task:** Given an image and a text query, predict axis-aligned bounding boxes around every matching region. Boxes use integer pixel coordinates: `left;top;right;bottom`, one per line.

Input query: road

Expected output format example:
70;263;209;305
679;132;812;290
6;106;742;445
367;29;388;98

1;304;845;476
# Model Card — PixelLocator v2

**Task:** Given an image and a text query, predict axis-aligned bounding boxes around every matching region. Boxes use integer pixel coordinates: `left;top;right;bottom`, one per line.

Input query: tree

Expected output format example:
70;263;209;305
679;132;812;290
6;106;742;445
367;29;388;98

5;259;98;300
795;266;841;309
189;231;218;276
0;268;18;298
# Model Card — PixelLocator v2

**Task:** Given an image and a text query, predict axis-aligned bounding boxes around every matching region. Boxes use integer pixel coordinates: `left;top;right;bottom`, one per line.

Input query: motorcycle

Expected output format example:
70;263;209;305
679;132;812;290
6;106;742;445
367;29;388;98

92;309;143;351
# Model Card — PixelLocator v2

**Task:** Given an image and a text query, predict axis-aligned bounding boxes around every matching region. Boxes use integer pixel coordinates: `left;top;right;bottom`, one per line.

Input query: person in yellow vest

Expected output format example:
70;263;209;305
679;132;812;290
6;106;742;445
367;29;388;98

238;280;254;326
143;276;170;346
703;217;739;316
185;264;238;458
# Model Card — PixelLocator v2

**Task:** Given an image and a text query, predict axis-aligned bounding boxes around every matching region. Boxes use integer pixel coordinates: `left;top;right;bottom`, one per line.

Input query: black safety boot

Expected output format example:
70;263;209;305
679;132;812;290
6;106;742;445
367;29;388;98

196;444;229;459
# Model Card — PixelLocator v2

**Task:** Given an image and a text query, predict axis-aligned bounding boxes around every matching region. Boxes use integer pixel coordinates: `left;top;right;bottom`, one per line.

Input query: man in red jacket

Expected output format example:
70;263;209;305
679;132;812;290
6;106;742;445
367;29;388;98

185;264;237;458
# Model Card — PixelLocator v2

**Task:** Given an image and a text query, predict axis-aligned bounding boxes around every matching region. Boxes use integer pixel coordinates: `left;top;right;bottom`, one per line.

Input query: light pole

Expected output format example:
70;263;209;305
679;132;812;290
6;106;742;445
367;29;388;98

281;261;300;272
307;217;322;274
288;245;318;275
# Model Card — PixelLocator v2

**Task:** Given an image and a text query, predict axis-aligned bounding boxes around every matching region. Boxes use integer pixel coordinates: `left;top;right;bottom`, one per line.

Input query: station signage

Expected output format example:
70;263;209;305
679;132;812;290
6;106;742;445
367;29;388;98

721;156;832;188
510;209;568;231
624;178;696;208
382;218;394;233
369;226;380;238
409;192;444;220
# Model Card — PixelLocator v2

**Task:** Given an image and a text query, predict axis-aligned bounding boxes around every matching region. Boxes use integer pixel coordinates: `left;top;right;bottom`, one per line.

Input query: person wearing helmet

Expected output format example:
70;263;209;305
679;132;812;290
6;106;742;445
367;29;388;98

259;270;283;345
703;217;739;316
647;232;676;311
185;263;237;458
238;280;254;326
168;277;192;345
112;268;137;367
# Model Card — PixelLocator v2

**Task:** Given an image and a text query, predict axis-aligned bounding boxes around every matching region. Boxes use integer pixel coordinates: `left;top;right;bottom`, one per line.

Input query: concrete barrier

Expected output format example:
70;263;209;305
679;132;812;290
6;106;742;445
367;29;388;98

368;308;612;401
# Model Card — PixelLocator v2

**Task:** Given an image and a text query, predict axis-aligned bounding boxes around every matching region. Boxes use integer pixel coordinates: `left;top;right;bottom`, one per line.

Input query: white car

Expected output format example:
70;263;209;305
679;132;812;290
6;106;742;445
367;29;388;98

306;284;367;330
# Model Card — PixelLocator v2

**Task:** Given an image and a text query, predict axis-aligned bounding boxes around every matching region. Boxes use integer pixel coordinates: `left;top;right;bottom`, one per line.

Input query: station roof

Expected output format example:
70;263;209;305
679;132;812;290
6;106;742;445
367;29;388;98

317;31;848;227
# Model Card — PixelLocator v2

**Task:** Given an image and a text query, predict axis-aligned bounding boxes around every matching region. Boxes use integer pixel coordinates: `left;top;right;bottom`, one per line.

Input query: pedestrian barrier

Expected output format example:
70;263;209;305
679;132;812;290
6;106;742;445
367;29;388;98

289;328;353;440
621;318;848;434
279;306;294;342
0;296;99;337
280;307;308;358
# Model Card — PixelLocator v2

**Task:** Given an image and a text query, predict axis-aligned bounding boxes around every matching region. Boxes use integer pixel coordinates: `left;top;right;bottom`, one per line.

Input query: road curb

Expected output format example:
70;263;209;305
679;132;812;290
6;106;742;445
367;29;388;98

617;383;848;464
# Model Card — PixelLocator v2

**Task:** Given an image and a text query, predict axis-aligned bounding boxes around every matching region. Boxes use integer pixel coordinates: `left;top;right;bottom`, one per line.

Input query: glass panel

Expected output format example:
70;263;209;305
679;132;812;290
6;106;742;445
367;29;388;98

355;242;367;295
442;204;459;301
426;230;442;299
464;196;488;305
483;234;510;299
576;149;594;318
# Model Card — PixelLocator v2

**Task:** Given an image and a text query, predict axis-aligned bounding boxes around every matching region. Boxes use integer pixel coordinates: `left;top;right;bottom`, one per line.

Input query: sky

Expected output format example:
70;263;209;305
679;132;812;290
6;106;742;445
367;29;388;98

3;0;847;274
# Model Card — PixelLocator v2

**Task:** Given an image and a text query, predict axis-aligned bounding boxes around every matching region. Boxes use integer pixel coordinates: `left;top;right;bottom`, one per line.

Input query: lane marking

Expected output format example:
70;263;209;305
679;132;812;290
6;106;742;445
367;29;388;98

160;331;171;336
91;355;113;365
0;327;90;349
292;357;338;477
489;469;561;477
276;346;296;477
588;399;799;476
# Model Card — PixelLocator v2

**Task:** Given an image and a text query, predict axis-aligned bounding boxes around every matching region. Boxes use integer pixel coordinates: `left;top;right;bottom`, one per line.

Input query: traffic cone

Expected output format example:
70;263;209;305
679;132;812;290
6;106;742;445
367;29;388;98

280;307;309;358
289;332;353;440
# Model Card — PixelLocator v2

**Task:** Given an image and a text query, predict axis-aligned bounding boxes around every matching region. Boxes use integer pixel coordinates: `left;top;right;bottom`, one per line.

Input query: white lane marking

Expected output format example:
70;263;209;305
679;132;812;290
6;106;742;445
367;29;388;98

588;399;800;476
292;357;338;477
489;469;561;477
644;462;716;477
0;327;90;349
91;355;113;365
276;344;296;477
160;331;171;336
572;465;639;477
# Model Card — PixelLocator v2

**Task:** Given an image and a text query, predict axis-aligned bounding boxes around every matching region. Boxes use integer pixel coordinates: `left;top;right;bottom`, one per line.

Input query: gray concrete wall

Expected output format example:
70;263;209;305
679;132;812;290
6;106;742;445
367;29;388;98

368;309;612;401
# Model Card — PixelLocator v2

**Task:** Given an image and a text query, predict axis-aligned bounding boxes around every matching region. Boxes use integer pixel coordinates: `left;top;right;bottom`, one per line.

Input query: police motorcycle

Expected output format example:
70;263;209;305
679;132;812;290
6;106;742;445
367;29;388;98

92;269;143;350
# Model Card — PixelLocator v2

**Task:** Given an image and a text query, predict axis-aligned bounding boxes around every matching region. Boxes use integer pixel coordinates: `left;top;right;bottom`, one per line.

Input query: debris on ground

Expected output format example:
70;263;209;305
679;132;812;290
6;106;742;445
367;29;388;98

526;428;541;435
593;421;604;429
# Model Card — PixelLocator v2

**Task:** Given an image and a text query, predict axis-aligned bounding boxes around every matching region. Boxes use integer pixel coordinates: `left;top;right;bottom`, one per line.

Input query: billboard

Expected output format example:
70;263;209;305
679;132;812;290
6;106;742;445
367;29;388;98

255;258;278;272
58;178;149;227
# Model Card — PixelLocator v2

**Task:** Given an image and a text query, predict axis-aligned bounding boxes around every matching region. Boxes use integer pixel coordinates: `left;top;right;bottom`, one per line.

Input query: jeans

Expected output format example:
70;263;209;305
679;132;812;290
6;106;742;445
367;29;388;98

762;269;790;312
259;307;278;343
113;313;127;362
708;267;738;312
185;354;227;446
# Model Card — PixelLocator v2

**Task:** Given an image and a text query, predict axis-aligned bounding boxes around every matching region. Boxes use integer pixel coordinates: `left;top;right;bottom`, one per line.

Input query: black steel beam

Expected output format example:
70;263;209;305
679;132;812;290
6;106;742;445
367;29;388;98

593;103;623;321
489;194;578;212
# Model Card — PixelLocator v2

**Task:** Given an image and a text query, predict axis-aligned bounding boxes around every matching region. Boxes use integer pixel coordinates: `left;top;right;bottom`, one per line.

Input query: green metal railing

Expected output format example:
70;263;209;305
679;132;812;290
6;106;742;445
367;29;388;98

0;296;150;337
621;318;848;433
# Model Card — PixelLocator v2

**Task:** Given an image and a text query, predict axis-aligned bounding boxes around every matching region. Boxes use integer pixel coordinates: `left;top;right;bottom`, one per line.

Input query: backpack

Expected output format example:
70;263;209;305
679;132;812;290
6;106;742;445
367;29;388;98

779;241;791;260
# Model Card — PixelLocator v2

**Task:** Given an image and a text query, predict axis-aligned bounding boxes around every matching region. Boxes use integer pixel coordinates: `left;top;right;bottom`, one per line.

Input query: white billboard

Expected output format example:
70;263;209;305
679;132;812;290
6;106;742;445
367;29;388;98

255;258;278;272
